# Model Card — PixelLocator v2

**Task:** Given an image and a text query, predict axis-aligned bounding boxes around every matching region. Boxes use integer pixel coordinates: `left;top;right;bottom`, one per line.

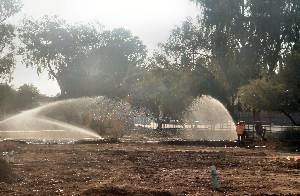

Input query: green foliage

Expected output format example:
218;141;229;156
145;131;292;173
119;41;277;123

279;50;300;112
130;48;223;123
246;0;300;74
18;16;102;96
19;16;146;98
131;68;195;121
238;79;285;111
188;0;300;120
0;0;22;82
191;0;260;92
0;84;16;116
126;17;231;123
65;28;146;98
0;0;22;23
159;19;210;71
0;83;40;118
15;84;40;109
238;77;300;125
11;0;300;124
191;0;300;87
237;48;300;124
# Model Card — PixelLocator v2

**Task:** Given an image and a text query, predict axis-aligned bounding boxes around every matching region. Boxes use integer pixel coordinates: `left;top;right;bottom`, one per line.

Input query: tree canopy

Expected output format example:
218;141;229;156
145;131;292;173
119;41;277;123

0;0;22;82
19;16;146;98
191;0;300;90
18;16;102;96
16;84;40;109
186;0;300;122
0;83;40;119
2;0;300;126
64;28;147;98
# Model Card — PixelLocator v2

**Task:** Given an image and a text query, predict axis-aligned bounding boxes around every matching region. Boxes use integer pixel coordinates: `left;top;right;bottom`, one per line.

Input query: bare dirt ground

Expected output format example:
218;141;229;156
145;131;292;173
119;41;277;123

0;141;299;195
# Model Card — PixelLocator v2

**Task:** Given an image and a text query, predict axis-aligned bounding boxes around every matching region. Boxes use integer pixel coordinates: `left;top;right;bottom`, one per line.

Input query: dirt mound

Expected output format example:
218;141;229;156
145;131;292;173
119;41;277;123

82;186;173;196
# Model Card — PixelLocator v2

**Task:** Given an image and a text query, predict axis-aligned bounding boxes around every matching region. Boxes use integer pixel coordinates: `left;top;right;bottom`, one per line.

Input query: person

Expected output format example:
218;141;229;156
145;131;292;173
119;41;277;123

236;121;245;145
255;121;266;140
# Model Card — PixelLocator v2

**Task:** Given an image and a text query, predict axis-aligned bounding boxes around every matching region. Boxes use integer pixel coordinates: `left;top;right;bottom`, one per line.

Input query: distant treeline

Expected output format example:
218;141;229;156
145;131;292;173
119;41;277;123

0;84;41;119
1;0;300;126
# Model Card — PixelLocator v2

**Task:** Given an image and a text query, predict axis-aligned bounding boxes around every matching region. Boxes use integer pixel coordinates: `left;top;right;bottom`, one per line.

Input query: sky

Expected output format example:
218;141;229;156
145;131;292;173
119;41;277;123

12;0;200;96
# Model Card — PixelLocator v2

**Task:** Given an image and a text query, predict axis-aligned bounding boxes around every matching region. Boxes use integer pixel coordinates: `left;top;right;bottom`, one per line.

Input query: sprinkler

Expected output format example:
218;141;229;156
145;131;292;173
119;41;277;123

210;165;219;191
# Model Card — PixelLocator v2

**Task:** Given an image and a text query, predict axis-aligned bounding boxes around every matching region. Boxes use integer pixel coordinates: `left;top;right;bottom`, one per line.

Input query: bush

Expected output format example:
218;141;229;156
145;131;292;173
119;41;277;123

0;158;13;182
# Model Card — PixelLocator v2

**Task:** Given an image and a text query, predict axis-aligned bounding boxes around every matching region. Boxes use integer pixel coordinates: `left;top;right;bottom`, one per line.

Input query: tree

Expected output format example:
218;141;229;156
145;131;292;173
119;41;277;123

238;78;300;125
0;0;22;82
130;47;223;129
189;0;300;118
0;83;42;118
15;84;40;109
130;68;194;129
19;16;146;98
62;28;146;98
124;17;230;128
18;16;101;96
191;0;300;75
0;84;16;118
191;0;258;92
277;48;300;124
159;19;210;71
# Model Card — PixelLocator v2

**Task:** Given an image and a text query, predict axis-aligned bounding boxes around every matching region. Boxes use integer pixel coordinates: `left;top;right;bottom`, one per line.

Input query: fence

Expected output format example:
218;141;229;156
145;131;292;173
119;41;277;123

134;117;235;131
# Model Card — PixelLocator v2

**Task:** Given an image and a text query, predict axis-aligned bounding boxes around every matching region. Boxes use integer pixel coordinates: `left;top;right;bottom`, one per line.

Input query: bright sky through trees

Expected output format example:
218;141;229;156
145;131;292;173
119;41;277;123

12;0;199;96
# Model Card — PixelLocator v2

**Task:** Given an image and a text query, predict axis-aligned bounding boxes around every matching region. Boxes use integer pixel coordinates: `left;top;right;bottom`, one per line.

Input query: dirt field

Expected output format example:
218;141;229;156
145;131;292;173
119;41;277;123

0;141;299;195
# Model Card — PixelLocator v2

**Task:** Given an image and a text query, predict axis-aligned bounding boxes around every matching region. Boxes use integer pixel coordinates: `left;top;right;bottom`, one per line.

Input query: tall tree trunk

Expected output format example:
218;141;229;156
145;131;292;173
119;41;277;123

157;119;163;130
46;63;68;97
280;110;299;126
226;95;237;122
56;79;67;98
252;109;261;122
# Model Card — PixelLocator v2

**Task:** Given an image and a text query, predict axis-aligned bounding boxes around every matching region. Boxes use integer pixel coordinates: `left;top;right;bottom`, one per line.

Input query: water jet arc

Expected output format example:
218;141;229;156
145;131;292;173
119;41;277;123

0;100;102;142
183;95;236;141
